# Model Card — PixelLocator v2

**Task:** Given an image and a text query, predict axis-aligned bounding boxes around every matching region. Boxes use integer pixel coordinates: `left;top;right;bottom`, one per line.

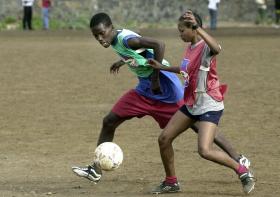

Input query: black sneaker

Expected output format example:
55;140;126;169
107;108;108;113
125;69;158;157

72;164;102;183
152;181;180;194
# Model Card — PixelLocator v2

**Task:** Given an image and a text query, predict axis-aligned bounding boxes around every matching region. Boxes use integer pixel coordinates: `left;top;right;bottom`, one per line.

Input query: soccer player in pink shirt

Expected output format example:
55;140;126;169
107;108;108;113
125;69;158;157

148;10;255;194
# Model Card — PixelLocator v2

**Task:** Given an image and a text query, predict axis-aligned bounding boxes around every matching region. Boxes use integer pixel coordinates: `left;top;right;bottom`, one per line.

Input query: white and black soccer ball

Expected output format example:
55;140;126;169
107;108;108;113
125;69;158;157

93;142;123;171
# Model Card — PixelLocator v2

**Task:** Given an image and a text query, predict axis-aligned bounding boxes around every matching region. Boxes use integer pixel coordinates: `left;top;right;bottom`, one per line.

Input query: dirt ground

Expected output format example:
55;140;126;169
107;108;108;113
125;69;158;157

0;28;279;197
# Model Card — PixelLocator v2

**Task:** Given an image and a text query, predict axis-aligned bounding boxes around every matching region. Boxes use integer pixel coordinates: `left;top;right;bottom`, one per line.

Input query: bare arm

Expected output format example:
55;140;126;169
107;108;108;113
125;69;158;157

148;59;181;74
196;27;221;55
127;37;165;94
110;60;125;74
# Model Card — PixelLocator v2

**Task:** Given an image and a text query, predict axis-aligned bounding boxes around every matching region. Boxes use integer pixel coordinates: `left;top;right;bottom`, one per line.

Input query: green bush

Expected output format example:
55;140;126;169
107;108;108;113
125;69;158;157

0;16;18;30
4;16;17;24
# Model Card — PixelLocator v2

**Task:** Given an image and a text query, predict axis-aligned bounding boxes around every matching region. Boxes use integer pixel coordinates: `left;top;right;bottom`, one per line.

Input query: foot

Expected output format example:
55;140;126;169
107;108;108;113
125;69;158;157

239;171;255;194
238;155;251;169
152;181;180;194
72;164;102;183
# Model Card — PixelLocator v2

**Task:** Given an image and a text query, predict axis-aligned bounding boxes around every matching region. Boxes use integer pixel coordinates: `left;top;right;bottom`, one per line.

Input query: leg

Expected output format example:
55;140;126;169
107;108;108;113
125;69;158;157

97;89;147;145
42;9;45;29
209;9;216;30
276;10;280;24
191;123;239;161
197;121;255;193
212;10;218;29
158;110;194;177
73;89;150;182
152;109;193;194
45;9;49;29
209;9;214;29
29;7;33;30
23;7;27;30
26;7;32;30
97;111;129;145
43;8;49;29
197;121;239;170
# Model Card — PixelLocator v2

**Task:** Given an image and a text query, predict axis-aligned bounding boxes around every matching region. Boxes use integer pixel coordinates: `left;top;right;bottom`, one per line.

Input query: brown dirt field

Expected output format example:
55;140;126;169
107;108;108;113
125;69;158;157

0;28;279;197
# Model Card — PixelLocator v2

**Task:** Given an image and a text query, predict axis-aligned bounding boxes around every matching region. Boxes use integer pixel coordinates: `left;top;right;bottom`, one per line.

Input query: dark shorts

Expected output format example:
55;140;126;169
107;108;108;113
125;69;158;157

112;89;184;129
179;104;223;125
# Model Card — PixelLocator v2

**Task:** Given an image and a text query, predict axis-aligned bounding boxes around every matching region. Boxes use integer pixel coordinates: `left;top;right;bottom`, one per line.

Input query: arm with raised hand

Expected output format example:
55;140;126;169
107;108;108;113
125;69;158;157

184;10;222;55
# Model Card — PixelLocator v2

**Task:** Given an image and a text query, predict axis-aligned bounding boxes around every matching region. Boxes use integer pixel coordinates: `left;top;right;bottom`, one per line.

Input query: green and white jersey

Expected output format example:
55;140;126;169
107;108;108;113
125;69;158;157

111;29;170;78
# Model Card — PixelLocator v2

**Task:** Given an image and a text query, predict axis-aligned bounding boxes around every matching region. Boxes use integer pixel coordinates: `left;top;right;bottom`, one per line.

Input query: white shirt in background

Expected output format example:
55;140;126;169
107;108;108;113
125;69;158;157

208;0;220;10
22;0;35;7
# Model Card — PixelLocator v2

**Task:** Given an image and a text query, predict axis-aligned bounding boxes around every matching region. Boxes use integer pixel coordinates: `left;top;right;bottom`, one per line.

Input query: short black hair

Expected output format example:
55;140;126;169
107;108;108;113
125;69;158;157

90;12;112;28
178;11;203;28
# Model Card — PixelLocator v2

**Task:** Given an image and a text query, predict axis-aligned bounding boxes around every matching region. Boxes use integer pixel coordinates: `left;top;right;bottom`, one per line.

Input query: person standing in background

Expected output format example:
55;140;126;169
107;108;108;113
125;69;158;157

255;0;267;25
208;0;220;30
274;0;280;28
22;0;35;30
41;0;52;30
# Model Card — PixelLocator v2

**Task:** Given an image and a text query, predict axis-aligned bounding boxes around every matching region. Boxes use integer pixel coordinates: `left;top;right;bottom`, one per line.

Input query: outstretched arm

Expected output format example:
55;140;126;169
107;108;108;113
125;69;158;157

127;37;164;94
148;59;180;74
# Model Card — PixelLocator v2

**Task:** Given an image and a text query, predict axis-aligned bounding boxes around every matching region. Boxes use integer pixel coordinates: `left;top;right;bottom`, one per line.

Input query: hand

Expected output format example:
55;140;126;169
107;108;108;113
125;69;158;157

110;60;124;74
151;80;162;95
148;59;163;70
183;10;198;27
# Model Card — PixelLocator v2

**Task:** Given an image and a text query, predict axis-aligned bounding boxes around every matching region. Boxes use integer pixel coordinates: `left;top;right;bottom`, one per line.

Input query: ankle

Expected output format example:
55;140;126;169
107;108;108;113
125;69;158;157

165;176;178;185
236;164;248;175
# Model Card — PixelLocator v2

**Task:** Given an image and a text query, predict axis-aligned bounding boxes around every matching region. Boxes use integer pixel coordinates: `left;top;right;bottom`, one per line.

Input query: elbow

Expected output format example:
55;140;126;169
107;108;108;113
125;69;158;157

212;44;222;55
159;42;165;52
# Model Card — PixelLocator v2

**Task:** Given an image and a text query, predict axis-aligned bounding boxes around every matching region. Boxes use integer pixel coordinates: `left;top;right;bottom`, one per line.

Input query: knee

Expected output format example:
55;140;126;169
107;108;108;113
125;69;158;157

198;146;211;159
158;132;172;149
102;114;118;129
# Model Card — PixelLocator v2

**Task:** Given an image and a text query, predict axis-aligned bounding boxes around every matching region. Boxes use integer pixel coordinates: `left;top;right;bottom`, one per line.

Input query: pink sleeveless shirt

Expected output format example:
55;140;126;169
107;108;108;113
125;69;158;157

182;40;227;107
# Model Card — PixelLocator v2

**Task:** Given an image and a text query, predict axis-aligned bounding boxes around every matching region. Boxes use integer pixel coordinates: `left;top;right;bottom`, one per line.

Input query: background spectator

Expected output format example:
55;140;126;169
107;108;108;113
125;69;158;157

22;0;35;30
208;0;220;30
255;0;267;25
41;0;52;30
275;0;280;28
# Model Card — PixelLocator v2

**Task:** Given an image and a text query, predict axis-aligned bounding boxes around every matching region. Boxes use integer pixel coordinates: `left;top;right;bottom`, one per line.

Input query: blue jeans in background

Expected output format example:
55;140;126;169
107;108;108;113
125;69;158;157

42;8;49;29
209;9;218;30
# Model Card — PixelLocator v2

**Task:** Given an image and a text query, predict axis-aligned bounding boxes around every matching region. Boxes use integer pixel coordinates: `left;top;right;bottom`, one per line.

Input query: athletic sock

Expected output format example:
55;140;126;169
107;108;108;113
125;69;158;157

236;164;248;175
165;176;178;185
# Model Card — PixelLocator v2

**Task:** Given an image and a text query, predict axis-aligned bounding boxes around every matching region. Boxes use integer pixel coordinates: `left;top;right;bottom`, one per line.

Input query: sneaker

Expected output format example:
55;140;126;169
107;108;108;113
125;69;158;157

239;171;255;194
72;165;102;183
152;181;180;194
238;155;251;169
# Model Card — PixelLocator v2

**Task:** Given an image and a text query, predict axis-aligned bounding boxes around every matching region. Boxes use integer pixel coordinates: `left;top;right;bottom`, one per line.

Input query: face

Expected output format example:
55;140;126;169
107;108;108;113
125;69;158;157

91;23;115;48
177;22;194;43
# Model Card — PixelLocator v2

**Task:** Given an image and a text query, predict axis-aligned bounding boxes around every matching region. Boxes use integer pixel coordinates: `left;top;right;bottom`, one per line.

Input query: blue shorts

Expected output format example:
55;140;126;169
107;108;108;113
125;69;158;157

179;105;223;125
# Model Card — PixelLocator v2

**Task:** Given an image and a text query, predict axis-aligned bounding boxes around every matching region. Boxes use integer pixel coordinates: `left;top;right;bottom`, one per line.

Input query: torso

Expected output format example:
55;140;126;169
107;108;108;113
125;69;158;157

182;40;224;115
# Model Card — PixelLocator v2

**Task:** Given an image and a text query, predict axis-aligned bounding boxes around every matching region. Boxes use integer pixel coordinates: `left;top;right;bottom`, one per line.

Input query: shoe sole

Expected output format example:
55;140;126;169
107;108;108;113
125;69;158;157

244;180;255;194
151;188;181;194
72;167;100;183
152;190;180;194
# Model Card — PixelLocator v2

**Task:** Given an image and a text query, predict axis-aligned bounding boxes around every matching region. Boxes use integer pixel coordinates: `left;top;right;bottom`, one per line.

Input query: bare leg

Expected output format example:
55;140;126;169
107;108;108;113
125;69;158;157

158;110;194;177
197;121;239;170
97;111;130;145
191;123;239;161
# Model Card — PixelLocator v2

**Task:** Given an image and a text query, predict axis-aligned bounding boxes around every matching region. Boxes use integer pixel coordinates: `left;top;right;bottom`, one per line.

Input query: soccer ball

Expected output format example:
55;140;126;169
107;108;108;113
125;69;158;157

93;142;123;171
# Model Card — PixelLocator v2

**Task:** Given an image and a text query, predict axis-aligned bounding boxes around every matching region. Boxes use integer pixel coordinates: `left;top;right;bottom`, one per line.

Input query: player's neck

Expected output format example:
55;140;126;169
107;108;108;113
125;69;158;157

191;36;201;46
111;30;119;46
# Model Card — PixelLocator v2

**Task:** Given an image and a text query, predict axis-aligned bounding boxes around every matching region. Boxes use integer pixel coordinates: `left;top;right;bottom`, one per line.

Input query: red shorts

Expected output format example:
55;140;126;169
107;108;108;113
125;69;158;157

112;89;184;129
